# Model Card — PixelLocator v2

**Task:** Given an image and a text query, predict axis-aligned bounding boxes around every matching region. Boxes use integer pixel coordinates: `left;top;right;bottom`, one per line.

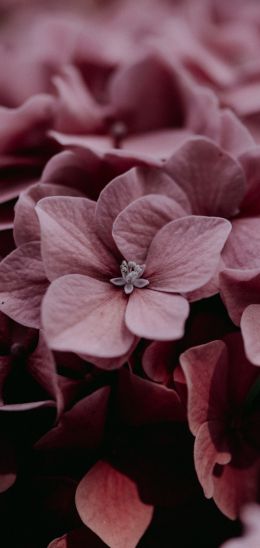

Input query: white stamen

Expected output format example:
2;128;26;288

110;260;149;294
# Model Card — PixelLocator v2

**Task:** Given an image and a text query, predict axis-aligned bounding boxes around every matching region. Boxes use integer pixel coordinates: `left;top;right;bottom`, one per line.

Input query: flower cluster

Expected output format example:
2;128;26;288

1;0;260;547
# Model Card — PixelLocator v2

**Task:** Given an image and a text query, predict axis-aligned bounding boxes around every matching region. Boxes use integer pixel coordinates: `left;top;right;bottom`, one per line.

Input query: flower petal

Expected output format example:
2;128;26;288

125;289;189;341
95;166;190;253
220;268;260;325
42;274;134;358
180;340;229;434
146;216;231;293
36;196;118;281
14;181;82;247
223;217;260;269
165;137;246;217
241;305;260;366
0;242;48;328
75;461;153;548
194;421;231;499
112;193;186;262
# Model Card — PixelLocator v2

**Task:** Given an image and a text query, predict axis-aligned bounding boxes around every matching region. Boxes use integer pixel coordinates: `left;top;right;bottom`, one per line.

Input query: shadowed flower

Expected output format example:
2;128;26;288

180;333;260;519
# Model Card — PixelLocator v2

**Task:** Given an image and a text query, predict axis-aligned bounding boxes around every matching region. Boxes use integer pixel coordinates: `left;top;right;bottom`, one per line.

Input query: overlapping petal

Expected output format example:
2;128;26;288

75;461;153;548
0;242;48;327
42;274;135;358
112;193;186;262
36;196;119;281
165;137;246;217
145;216;231;293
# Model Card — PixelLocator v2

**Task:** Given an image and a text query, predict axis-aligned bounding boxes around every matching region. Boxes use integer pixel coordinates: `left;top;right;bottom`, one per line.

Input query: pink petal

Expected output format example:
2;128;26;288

108;54;183;133
220;268;260;325
142;340;176;383
42;274;134;358
75;461;153;548
123;128;192;160
223;217;260;269
180;340;229;434
48;130;163;169
146;216;231;293
41;150;88;189
0;242;48;328
125;289;189;341
241;305;260;366
219;109;254;157
36;196;118;281
194;421;231;499
14;182;82;247
80;337;138;370
213;462;260;520
165;137;246;217
53;65;104;133
0;94;54;153
95;166;190;253
113;194;186;262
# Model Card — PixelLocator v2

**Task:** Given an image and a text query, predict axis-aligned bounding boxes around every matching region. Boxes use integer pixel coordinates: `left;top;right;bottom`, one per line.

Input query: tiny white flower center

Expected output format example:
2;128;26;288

110;260;149;295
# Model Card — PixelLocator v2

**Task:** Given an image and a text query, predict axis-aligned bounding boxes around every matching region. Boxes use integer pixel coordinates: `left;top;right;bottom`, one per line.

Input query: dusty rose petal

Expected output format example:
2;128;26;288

113;193;186;262
95;166;190;253
75;461;153;548
186;259;224;302
213;463;260;521
36;196;118;281
125;289;189;341
142;340;176;383
194;421;231;499
14;182;83;247
80;337;138;370
0;242;48;328
241;304;260;366
108;54;184;133
0;94;54;153
165;137;246;217
180;340;229;434
53;65;104;133
220;268;260;325
219;109;255;157
146;216;231;293
123;128;192;160
223;217;260;269
42;274;134;358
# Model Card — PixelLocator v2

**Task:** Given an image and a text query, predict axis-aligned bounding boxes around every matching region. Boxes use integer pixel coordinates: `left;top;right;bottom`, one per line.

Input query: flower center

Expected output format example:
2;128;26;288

110;260;149;295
